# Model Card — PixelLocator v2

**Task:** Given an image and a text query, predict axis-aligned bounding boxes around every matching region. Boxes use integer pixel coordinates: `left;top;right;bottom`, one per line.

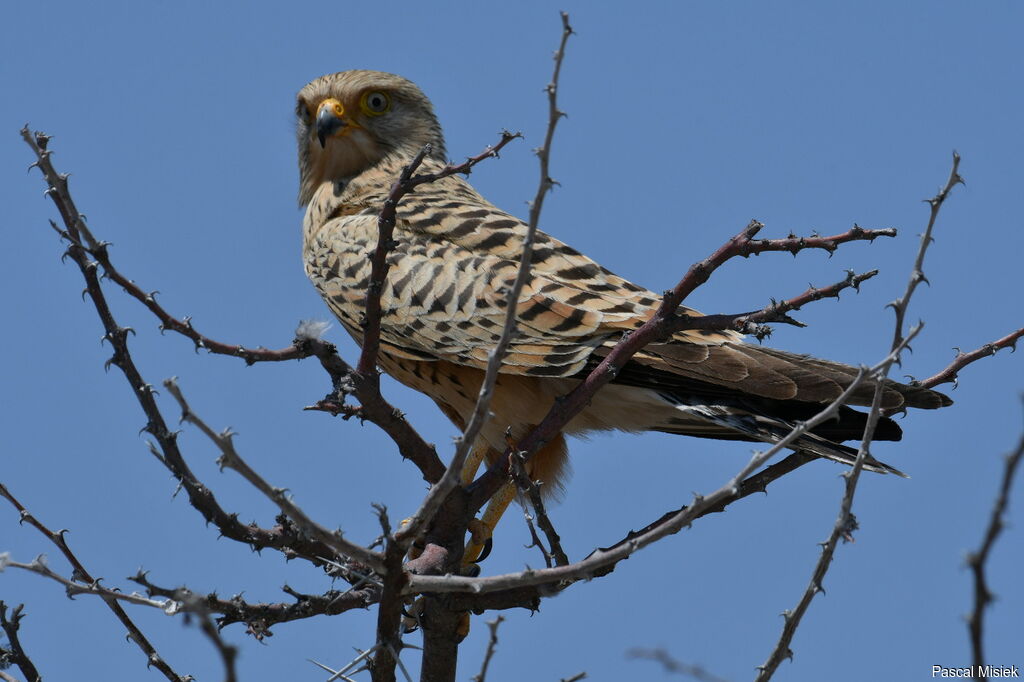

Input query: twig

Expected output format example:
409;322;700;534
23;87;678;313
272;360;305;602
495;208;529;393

21;128;348;568
627;648;730;682
0;483;185;681
394;15;570;552
0;602;42;682
511;454;569;567
356;131;522;379
469;221;896;512
441;455;816;614
473;616;505;682
918;327;1024;390
23;126;447;493
304;337;447;484
755;152;962;682
408;339;914;597
676;269;879;341
128;571;380;634
162;378;386;574
966;423;1024;675
517;492;554;569
889;153;963;353
0;555;179;611
188;604;238;682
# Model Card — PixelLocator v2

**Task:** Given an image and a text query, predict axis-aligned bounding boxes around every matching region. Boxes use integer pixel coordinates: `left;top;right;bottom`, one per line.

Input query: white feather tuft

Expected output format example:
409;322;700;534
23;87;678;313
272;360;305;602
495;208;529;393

295;318;332;340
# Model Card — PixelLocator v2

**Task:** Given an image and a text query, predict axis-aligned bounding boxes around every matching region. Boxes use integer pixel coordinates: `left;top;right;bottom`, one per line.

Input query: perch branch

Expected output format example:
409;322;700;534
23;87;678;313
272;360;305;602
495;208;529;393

410;339;913;597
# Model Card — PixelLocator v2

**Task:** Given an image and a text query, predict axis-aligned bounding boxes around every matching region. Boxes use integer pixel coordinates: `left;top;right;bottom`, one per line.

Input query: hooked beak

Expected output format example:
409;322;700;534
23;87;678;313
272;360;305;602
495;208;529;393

316;98;347;148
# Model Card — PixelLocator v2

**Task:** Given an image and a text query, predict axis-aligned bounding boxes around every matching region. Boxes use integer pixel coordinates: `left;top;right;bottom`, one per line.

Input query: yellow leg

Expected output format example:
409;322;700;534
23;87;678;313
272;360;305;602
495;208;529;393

460;444;488;485
464;482;516;563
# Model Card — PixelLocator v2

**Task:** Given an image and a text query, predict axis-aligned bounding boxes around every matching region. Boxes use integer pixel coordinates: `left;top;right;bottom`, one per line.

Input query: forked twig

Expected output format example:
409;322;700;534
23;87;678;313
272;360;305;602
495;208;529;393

755;152;963;681
0;483;184;681
395;13;571;552
162;378;386;574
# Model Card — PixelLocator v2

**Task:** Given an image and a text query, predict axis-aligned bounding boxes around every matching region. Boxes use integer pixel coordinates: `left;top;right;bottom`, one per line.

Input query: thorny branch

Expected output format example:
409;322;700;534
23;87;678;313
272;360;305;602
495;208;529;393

1;555;179;612
163;378;386;574
918;326;1024;390
511;454;569;568
0;601;42;682
303;337;447;484
394;13;571;556
676;268;880;341
966;422;1024;676
468;220;897;512
0;483;185;681
356;131;522;379
409;338;916;597
14;21;1023;682
354;133;531;682
472;615;505;682
129;571;379;635
754;152;964;682
20;126;353;569
627;648;730;682
438;454;817;614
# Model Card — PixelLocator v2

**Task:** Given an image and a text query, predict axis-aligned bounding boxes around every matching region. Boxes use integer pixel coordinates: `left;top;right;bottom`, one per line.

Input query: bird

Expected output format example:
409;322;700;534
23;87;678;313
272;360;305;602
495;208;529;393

296;70;951;560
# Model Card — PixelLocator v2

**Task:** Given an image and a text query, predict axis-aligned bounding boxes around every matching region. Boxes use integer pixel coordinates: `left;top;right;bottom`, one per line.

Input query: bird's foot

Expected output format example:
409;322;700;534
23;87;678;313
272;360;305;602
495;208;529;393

464;517;494;565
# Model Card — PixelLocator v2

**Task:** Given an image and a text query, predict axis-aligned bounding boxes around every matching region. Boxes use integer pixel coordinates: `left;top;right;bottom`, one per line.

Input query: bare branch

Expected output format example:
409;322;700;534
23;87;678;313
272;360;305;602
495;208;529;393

756;152;962;681
889;152;964;353
628;648;730;682
676;269;880;340
0;602;42;682
410;341;913;597
162;378;386;574
128;571;380;635
395;15;570;552
469;220;898;512
303;338;446;484
511;454;569;567
0;483;185;681
21;128;348;568
189;604;238;682
357;132;522;379
919;326;1024;390
967;421;1024;674
1;555;178;611
472;615;505;682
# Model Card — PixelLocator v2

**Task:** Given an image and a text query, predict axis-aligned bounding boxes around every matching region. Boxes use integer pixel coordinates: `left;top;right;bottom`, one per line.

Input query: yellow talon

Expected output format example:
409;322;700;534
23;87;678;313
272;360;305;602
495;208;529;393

463;482;516;564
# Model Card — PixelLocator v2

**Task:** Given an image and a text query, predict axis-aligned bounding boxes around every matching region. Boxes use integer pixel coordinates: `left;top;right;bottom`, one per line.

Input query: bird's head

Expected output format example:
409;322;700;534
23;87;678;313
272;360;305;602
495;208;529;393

295;70;447;206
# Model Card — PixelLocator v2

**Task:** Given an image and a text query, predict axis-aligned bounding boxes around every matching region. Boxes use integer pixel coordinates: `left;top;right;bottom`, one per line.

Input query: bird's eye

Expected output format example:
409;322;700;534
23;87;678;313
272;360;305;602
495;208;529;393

360;91;391;116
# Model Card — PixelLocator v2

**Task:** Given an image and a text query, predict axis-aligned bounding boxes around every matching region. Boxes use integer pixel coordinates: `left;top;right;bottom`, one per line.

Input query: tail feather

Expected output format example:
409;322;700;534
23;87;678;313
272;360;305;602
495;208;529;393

653;391;908;476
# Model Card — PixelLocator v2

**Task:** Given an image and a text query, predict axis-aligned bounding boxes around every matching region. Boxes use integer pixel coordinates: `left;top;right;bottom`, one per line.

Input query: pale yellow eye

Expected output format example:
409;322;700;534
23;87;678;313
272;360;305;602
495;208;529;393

360;91;390;116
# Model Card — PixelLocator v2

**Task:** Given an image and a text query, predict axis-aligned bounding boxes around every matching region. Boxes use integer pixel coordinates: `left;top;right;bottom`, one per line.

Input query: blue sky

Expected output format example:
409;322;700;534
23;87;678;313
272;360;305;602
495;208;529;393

2;2;1022;681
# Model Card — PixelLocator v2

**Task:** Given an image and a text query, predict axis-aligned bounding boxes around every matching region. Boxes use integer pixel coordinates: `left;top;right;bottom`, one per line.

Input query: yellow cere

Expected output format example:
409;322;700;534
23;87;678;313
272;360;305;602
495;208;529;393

319;97;345;118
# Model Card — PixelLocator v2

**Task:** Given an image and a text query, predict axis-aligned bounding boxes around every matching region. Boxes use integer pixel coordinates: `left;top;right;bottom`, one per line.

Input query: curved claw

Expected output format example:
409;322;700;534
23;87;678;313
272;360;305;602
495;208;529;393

472;536;494;564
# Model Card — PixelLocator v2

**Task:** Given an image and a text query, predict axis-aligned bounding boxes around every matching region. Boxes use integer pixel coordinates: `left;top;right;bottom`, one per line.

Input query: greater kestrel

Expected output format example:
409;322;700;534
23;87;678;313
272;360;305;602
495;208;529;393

296;71;950;554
